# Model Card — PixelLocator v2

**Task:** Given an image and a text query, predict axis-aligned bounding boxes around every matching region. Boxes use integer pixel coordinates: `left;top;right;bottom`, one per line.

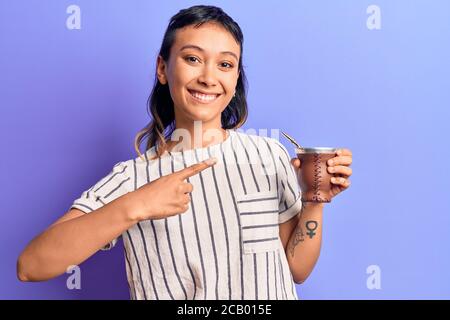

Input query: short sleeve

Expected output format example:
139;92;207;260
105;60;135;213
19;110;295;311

70;161;131;250
273;140;303;224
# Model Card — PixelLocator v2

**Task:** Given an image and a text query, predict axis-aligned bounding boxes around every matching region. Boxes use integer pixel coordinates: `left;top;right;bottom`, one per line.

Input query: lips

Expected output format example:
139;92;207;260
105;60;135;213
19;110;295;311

188;89;221;103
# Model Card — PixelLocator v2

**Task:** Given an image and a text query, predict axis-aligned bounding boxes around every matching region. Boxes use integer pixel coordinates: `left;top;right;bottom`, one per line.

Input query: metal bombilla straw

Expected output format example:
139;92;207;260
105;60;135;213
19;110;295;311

281;131;305;152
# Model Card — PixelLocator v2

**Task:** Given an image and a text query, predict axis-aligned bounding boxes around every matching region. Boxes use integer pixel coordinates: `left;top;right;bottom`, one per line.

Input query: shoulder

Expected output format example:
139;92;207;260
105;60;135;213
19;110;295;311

234;130;289;156
107;159;133;185
127;146;157;166
108;157;141;184
233;129;276;147
112;158;133;171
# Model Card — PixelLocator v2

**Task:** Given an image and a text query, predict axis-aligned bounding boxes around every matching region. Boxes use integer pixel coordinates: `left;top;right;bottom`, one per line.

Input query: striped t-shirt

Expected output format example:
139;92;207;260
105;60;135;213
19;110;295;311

70;129;303;300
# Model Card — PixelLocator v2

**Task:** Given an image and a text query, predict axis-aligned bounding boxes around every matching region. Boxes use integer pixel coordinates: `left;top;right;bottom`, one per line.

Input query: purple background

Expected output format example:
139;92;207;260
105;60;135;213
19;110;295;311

1;0;449;299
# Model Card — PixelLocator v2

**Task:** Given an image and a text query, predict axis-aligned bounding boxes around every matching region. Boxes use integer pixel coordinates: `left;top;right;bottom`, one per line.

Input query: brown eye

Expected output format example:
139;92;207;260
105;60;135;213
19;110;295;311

221;62;233;69
185;56;199;63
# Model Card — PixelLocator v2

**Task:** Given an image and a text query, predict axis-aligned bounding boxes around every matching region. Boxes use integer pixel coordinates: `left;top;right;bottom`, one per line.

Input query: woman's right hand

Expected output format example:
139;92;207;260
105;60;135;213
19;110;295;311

127;157;218;221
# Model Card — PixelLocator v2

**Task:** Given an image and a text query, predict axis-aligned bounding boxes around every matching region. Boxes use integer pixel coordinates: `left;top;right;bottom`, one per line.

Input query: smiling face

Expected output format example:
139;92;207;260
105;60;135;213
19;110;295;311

157;22;240;129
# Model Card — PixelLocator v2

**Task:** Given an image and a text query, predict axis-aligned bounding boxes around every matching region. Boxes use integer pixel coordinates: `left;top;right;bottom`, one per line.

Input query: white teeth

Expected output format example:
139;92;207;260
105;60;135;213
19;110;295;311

190;90;218;102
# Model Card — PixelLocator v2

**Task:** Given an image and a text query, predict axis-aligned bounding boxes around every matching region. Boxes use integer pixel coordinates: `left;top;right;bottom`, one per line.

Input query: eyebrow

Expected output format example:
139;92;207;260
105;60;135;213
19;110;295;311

179;44;239;61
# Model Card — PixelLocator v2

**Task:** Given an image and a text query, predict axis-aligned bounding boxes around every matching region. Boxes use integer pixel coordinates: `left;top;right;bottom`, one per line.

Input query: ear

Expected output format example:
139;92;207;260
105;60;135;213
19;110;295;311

156;55;167;85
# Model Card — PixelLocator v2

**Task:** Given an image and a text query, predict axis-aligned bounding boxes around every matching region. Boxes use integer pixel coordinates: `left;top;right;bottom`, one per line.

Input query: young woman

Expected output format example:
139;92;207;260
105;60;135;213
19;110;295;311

17;5;353;300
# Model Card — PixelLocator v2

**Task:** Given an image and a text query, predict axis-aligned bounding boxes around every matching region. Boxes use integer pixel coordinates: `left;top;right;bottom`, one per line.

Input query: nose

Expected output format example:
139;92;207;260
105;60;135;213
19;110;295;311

197;63;218;87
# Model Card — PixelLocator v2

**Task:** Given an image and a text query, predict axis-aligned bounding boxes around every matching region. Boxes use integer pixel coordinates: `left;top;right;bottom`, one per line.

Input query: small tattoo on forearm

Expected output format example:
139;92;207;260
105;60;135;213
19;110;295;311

288;225;305;257
306;220;318;239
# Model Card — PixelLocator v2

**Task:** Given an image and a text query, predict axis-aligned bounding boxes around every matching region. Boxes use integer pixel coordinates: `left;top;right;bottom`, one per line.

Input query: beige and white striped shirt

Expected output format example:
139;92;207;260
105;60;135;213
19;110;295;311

70;129;303;300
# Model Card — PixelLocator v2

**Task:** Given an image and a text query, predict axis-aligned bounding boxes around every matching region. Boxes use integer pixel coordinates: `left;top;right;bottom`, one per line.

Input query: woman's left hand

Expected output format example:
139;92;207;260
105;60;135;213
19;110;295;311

291;148;353;199
325;148;352;198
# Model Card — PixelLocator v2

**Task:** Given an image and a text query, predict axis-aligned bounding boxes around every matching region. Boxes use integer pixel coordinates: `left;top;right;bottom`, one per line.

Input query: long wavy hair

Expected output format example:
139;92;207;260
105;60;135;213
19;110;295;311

134;5;248;161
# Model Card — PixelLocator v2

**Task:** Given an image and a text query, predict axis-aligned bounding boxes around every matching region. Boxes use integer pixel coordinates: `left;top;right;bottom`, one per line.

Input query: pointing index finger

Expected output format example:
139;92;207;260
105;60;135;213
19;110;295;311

177;157;218;180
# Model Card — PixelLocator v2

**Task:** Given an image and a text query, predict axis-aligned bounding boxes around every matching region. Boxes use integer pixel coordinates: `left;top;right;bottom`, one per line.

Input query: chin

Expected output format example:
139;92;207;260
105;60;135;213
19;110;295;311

182;104;223;122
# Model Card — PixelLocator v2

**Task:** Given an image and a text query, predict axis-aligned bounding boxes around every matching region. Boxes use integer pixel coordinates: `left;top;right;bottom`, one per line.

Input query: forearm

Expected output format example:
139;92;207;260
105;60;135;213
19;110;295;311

286;202;324;284
17;192;138;282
